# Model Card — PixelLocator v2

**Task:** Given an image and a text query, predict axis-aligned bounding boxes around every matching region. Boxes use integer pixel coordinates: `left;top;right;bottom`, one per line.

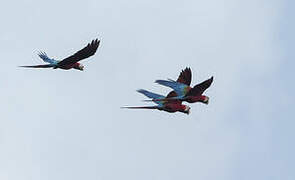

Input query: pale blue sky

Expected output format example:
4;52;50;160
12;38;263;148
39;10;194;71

0;0;294;179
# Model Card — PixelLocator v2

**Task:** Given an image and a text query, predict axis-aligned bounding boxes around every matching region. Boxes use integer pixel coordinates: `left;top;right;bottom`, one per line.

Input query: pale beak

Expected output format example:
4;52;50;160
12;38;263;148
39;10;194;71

79;65;84;71
204;97;209;105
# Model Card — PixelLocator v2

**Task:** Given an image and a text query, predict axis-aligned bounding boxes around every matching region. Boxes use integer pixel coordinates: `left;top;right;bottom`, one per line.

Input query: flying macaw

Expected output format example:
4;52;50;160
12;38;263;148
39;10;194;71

122;89;191;114
153;69;213;104
20;39;100;71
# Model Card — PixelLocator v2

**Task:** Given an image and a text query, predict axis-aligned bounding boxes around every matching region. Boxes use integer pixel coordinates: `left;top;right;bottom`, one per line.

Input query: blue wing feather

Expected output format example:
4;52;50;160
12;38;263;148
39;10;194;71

155;80;188;97
137;89;165;106
38;52;58;65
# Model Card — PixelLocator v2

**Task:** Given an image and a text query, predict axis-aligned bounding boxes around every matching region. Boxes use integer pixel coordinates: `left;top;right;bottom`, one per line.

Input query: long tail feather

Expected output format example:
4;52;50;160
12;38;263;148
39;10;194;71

19;64;54;68
121;106;159;110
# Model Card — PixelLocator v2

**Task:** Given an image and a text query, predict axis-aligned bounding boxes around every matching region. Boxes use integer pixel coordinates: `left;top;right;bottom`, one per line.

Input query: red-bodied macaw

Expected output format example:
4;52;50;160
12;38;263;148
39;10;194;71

20;39;100;71
122;89;190;114
153;69;213;104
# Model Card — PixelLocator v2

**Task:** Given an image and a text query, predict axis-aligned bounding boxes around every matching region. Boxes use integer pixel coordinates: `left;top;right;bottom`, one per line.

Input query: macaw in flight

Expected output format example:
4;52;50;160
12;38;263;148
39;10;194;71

122;89;191;114
20;39;100;71
151;68;213;104
122;68;192;114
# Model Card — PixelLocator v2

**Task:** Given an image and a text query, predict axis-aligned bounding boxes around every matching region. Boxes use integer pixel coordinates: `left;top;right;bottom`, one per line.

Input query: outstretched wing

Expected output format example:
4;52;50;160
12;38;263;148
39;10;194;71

164;67;192;100
38;52;58;64
58;39;100;66
186;76;213;96
19;64;54;68
137;89;165;105
176;67;192;86
155;80;190;97
137;89;165;100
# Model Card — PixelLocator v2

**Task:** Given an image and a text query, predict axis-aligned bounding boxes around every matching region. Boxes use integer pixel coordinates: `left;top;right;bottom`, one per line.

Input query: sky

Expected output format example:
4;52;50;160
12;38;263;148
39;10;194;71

0;0;294;179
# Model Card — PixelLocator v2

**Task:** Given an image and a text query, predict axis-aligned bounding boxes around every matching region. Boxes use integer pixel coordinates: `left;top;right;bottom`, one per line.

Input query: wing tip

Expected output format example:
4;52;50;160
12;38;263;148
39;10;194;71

91;38;101;48
137;89;145;92
209;76;214;82
184;67;191;72
155;79;172;85
154;79;163;84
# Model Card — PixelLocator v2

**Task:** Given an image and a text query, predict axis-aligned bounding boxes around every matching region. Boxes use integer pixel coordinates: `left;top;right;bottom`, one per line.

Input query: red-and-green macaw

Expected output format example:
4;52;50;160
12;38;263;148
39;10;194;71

122;89;191;114
20;39;100;71
153;68;213;104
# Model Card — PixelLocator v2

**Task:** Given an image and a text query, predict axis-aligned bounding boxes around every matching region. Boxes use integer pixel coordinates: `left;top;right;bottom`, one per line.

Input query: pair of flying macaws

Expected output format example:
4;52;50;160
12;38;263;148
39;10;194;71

123;68;213;115
20;39;213;115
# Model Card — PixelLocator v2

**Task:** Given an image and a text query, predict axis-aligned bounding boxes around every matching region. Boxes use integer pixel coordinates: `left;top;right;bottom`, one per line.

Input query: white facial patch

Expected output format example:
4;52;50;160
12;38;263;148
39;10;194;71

185;106;191;114
79;64;84;70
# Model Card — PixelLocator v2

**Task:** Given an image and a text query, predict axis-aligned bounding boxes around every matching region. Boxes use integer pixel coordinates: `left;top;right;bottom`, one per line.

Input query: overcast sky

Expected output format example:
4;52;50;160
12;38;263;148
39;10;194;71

0;0;294;179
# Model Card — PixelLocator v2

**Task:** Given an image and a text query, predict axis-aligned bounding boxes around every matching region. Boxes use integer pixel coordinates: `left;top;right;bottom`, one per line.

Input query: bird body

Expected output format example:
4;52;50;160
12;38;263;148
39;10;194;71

123;103;189;114
20;39;100;71
54;62;83;70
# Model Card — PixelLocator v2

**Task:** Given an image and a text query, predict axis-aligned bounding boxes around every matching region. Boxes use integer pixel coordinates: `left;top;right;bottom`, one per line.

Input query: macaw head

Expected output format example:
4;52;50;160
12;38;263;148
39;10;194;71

189;95;209;104
73;63;84;71
201;95;209;104
78;64;84;71
183;105;191;115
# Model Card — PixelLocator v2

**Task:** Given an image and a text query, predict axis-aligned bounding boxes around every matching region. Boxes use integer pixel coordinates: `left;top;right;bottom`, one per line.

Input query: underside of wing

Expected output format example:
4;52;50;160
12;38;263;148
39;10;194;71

176;67;192;86
155;80;189;97
19;64;54;68
58;39;100;66
187;76;213;96
137;89;165;105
